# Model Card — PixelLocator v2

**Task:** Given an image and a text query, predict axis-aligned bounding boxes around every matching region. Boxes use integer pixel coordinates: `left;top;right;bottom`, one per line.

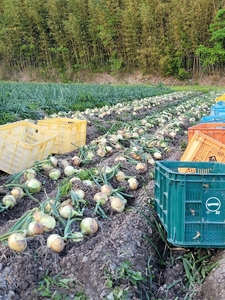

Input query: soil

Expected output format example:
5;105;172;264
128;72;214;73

0;84;224;300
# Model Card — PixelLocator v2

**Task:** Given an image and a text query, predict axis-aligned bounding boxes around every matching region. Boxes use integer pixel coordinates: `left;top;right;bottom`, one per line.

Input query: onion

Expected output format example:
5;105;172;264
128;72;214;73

70;176;81;183
8;233;27;252
80;217;98;235
114;155;126;162
64;165;76;177
87;151;95;160
41;162;53;172
93;192;108;206
49;156;58;167
33;211;46;222
83;180;94;187
59;205;74;219
48;168;61;180
115;171;126;182
44;199;56;212
97;148;106;157
2;195;17;208
74;189;85;199
60;159;70;168
36;213;56;232
25;178;42;193
110;196;125;212
10;187;24;201
101;166;112;174
135;163;147;172
47;234;65;253
72;155;81;166
105;146;113;154
100;184;112;196
23;168;37;180
153;152;162;160
128;178;139;190
27;221;44;236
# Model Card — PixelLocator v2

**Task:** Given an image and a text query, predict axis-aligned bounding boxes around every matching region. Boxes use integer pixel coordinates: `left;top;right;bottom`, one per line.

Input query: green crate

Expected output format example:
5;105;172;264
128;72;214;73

154;161;225;248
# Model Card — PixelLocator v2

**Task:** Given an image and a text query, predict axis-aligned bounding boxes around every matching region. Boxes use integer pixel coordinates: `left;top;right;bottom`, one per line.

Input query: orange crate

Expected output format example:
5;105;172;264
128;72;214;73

37;118;87;154
188;123;225;144
181;130;225;164
0;121;56;174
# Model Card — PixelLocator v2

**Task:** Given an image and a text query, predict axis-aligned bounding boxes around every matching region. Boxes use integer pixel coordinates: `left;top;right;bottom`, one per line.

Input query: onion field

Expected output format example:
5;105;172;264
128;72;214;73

0;83;224;300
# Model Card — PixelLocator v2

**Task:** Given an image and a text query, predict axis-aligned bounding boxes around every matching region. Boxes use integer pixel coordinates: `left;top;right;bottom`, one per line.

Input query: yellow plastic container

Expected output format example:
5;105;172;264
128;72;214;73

0;120;56;174
37;118;87;154
180;131;225;173
215;94;225;102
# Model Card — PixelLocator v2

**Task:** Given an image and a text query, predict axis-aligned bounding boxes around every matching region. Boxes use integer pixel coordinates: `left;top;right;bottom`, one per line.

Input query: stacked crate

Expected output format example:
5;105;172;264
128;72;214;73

154;94;225;248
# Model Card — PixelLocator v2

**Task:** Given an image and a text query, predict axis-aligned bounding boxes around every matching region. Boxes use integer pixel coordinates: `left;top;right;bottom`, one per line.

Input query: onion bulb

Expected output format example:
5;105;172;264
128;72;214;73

93;192;108;206
72;155;81;166
49;156;58;167
70;177;81;183
2;195;17;208
128;177;139;190
25;178;42;193
41;162;53;172
23;168;37;180
153;152;162;160
110;196;125;212
48;168;61;180
80;217;98;235
59;205;75;219
74;189;85;199
114;155;126;162
97;148;106;157
115;171;126;182
10;187;24;201
64;165;76;177
44;199;56;212
34;212;56;232
135;163;147;172
8;233;27;252
27;221;44;236
47;234;65;253
100;184;112;196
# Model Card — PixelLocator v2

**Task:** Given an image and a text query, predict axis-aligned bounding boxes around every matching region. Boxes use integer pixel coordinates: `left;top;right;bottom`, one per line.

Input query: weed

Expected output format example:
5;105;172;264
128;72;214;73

37;270;88;299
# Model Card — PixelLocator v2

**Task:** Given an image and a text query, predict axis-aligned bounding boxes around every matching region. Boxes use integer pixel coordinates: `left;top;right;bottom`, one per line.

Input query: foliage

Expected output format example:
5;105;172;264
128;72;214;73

0;0;223;79
0;82;173;124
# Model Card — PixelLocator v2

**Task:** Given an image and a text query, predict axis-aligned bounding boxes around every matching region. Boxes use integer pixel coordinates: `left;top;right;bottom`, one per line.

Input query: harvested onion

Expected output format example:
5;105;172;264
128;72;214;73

23;168;37;180
8;233;27;252
64;165;76;177
93;192;108;206
33;212;56;232
27;221;44;236
2;195;17;208
25;178;42;193
110;196;125;212
128;177;139;190
100;184;112;196
115;171;126;182
135;163;147;172
47;234;65;253
72;155;81;166
48;168;61;180
10;187;24;201
80;217;98;235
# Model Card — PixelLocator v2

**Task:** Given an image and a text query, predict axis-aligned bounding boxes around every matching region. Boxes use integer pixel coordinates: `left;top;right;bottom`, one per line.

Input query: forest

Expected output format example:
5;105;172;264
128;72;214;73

1;0;225;81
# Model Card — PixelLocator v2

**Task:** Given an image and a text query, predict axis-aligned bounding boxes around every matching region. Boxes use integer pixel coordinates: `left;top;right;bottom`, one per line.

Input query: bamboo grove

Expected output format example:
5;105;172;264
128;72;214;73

1;0;225;79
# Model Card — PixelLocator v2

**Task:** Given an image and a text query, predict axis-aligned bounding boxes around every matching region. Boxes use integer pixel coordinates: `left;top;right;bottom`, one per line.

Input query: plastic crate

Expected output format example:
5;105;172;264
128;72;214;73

0;120;56;174
215;94;225;102
154;160;225;248
37;118;87;154
188;123;225;144
210;101;225;116
180;131;225;169
200;115;225;123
